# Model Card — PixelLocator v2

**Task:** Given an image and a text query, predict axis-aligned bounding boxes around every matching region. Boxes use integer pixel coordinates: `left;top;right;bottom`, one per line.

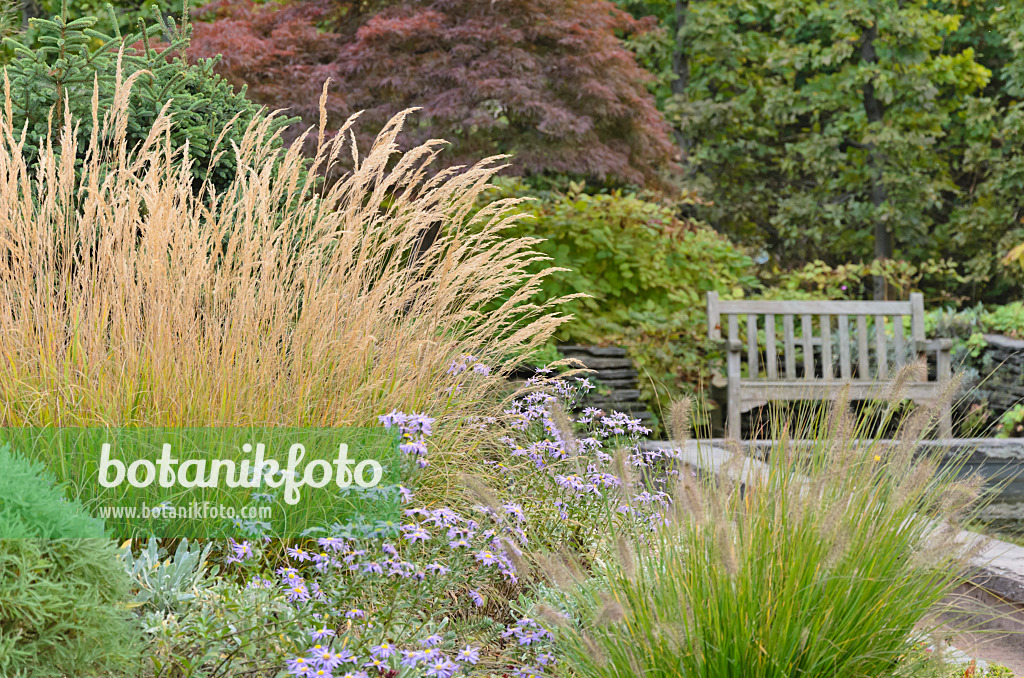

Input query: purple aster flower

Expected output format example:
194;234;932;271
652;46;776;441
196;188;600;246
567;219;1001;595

317;537;346;552
362;657;388;671
333;649;357;664
287;546;312;562
426;562;450;575
469;589;485;607
456;646;480;665
344;608;366;619
475;550;498;566
310;626;336;641
370;643;395;659
400;650;425;668
425;659;459;678
361;561;384;575
420;634;443;648
378;409;407;428
310;646;339;669
286;583;310;602
404;526;430;543
287;655;313;676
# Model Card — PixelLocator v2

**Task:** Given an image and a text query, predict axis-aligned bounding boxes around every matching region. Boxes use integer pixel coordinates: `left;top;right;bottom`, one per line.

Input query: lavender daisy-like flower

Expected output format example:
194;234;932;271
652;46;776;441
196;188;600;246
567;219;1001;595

286;583;311;602
456;646;480;665
475;550;498;566
404;527;430;543
398;486;414;504
344;608;366;619
310;626;336;641
370;643;395;659
468;589;485;607
310;647;339;669
332;649;357;665
425;658;460;678
400;650;425;668
317;537;346;552
287;655;313;676
287;546;312;562
378;409;408;428
419;634;443;648
362;657;388;671
426;562;450;575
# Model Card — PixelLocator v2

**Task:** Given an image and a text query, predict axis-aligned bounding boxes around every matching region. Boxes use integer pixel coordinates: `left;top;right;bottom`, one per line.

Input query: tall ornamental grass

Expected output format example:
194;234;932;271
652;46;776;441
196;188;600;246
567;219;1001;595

0;65;570;433
541;372;987;677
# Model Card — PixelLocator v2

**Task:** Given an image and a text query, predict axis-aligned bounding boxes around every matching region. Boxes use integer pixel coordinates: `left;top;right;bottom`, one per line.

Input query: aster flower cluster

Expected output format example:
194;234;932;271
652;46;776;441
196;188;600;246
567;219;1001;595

285;623;482;677
221;372;675;678
379;410;435;469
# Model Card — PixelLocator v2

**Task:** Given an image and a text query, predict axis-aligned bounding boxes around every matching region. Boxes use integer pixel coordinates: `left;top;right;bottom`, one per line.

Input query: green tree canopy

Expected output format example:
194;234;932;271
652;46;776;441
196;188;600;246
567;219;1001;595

620;0;1024;300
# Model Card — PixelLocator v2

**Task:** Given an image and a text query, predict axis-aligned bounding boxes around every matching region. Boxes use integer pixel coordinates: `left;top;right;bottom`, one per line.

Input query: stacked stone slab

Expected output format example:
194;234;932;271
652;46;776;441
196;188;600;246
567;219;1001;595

556;345;655;424
975;334;1024;417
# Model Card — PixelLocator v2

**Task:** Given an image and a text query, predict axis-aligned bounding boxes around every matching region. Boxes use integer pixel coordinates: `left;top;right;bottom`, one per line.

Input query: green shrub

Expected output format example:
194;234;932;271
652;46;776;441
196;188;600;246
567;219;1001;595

2;0;291;192
0;444;142;677
490;180;759;421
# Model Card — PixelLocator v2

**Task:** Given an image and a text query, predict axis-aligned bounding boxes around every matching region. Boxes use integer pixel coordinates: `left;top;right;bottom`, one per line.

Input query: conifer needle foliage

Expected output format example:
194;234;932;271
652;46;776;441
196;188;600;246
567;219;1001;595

2;0;291;191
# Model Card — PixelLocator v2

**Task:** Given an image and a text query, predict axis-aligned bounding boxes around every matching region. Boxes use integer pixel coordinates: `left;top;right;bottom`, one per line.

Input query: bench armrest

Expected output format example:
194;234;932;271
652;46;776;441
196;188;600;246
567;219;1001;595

915;338;953;353
726;339;744;353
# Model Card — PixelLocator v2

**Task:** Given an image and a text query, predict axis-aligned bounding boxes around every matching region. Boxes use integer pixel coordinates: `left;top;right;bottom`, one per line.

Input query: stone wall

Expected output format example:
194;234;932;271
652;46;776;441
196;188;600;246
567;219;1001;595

974;334;1024;418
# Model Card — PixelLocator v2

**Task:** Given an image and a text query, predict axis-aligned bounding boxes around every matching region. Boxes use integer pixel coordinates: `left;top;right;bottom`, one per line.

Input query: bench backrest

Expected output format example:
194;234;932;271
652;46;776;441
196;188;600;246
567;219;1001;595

706;292;926;382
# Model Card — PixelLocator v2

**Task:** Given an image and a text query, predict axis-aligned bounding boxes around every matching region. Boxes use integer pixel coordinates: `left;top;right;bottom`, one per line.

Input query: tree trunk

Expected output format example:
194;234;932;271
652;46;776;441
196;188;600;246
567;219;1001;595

860;20;892;300
671;0;691;159
21;0;43;30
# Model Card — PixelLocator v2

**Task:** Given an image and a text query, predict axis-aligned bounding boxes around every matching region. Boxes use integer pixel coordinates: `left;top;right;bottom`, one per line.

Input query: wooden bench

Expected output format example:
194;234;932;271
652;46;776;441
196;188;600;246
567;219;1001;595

706;292;953;440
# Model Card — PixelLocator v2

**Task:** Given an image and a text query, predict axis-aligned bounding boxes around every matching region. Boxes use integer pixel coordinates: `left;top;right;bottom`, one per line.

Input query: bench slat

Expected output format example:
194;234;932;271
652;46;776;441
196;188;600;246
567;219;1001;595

747;314;758;379
911;293;925;343
766;314;777;379
802;314;813;380
857;315;869;380
718;300;913;315
820;314;832;380
875;315;888;379
784;315;796;379
838;315;851;380
893;317;905;370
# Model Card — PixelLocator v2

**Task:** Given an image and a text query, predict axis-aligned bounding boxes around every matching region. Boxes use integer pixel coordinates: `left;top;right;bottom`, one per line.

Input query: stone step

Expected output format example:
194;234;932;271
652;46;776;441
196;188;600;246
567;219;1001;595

558;345;628;358
569;356;634;370
588;377;638;389
586;367;638;380
585;389;641;401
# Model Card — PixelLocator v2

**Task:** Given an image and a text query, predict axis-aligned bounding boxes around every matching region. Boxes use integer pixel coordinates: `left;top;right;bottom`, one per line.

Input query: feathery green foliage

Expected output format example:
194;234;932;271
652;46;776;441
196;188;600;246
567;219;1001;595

0;443;105;538
0;445;141;677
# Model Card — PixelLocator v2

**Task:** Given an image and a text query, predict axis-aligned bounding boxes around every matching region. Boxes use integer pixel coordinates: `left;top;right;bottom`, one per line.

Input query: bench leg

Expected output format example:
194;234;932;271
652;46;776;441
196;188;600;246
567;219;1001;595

727;352;742;440
727;389;741;440
938;408;953;440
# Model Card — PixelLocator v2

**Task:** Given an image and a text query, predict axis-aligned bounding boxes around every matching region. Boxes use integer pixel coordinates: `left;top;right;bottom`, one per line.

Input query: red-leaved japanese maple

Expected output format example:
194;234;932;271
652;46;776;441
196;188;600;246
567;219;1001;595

191;0;675;185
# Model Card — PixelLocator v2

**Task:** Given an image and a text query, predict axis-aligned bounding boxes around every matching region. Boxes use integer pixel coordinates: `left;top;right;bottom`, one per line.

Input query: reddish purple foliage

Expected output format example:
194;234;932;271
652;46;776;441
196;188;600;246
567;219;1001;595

190;0;674;185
